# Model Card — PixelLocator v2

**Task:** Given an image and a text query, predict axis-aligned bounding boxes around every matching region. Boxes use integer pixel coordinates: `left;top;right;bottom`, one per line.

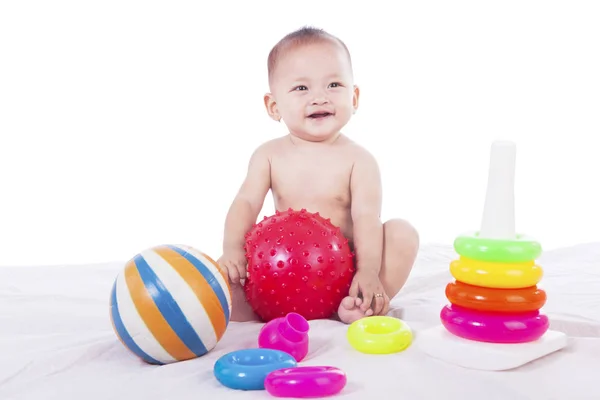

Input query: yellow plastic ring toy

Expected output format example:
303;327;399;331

346;316;412;354
450;256;543;289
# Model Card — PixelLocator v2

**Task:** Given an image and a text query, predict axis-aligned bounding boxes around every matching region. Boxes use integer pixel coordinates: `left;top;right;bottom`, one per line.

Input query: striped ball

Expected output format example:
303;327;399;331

109;244;232;365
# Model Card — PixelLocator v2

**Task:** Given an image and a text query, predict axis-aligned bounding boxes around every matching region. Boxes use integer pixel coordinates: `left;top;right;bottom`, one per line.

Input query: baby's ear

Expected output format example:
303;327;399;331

263;93;281;122
352;85;360;113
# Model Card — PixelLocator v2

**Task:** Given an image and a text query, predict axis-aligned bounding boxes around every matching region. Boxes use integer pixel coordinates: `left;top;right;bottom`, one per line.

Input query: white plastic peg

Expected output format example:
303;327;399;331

479;141;517;239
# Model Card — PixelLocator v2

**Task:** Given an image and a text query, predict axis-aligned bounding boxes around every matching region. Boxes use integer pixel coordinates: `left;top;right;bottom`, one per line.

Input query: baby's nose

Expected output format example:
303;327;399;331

311;96;329;105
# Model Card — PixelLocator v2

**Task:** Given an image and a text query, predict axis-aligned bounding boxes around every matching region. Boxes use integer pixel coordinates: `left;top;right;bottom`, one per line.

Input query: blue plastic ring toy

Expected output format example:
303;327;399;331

213;348;297;390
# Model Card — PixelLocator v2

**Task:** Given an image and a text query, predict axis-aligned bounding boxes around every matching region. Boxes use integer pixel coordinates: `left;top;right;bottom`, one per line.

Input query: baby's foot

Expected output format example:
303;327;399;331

336;296;373;324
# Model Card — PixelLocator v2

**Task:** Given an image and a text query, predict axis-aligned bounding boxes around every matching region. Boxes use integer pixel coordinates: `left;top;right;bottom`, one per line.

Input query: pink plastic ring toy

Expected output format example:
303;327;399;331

440;304;549;343
265;366;347;398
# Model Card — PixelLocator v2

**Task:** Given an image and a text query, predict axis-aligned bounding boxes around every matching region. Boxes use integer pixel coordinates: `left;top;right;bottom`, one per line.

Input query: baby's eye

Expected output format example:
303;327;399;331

329;82;342;88
293;85;308;91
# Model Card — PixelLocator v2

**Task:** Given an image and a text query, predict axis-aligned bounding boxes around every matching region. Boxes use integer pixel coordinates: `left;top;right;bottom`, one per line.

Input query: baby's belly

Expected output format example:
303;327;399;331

272;196;354;241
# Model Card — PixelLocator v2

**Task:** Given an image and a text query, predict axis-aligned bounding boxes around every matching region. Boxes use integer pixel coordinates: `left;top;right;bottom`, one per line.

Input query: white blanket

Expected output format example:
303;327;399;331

1;243;599;400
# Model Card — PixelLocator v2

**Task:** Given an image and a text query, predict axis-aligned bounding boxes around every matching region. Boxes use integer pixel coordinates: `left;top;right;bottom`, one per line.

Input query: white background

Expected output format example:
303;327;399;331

1;1;598;266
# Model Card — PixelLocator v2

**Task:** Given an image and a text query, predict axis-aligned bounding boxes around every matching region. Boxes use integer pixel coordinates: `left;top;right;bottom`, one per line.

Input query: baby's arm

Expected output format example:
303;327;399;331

220;144;272;283
349;149;384;290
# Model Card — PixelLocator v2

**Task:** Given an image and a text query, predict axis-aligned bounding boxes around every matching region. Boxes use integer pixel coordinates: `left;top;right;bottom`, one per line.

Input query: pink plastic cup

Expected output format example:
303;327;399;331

258;312;310;362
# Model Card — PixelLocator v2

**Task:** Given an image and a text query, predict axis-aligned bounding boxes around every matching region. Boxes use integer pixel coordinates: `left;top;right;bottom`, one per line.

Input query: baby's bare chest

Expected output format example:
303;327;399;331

270;153;353;202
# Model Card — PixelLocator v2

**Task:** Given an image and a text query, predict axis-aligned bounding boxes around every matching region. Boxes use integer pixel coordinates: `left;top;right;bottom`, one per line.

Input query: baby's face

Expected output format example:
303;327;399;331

266;41;359;142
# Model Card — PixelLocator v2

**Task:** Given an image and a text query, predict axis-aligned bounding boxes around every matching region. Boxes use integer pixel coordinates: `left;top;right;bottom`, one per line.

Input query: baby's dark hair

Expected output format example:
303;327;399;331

267;26;352;83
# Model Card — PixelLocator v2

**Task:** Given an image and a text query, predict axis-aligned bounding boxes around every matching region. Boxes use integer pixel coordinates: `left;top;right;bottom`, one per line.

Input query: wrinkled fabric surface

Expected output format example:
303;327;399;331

1;243;599;400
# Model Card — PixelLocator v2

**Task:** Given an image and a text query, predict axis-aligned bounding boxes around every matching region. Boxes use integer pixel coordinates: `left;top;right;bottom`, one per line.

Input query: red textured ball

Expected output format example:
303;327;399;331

243;208;355;322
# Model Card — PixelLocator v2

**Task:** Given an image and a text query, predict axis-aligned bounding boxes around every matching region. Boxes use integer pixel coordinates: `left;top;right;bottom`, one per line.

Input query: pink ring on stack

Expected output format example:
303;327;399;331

440;304;549;343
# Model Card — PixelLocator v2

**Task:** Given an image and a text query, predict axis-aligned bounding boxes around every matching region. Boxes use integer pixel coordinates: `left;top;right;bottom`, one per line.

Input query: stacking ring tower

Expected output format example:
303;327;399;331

417;141;567;371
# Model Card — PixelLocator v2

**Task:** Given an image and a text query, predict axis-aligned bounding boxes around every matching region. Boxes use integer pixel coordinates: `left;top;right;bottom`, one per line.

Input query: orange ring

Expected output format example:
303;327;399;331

445;281;546;313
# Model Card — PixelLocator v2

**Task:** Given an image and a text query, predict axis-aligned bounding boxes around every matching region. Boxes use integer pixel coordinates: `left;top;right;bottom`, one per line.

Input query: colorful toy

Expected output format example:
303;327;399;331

213;348;297;390
347;315;413;354
265;366;347;398
417;141;568;370
258;312;310;362
213;311;348;396
109;244;232;364
244;208;355;322
443;141;548;344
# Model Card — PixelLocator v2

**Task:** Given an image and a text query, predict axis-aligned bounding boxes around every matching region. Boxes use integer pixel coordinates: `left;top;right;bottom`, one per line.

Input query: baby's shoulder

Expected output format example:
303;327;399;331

248;137;286;159
341;138;378;164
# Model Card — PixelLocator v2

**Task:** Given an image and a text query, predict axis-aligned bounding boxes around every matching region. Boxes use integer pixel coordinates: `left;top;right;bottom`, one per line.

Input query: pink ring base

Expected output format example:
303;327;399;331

440;304;549;343
265;366;346;398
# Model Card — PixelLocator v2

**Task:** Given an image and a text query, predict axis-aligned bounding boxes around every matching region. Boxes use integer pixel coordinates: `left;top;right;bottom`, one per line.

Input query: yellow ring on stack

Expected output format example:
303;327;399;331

450;256;543;289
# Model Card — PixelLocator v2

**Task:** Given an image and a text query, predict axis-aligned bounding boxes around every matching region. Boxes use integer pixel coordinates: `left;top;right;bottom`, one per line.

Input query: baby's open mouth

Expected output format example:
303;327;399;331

308;112;333;119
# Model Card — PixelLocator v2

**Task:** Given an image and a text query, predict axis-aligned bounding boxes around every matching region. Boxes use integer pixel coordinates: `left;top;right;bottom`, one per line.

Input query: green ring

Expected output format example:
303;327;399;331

453;232;542;263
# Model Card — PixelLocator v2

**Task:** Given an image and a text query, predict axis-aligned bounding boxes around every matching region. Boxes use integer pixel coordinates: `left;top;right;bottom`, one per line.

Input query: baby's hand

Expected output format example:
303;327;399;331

349;269;390;316
217;248;248;285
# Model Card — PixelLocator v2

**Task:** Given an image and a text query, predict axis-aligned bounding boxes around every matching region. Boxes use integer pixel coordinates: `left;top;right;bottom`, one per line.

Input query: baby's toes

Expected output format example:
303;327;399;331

341;296;356;310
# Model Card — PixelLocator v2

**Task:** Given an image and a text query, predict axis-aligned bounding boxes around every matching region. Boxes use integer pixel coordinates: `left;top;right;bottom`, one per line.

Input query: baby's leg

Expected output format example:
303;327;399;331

230;281;260;322
379;218;420;299
337;218;419;323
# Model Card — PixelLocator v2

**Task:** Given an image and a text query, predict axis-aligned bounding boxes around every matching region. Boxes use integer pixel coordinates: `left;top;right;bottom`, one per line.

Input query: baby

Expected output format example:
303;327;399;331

217;26;419;324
